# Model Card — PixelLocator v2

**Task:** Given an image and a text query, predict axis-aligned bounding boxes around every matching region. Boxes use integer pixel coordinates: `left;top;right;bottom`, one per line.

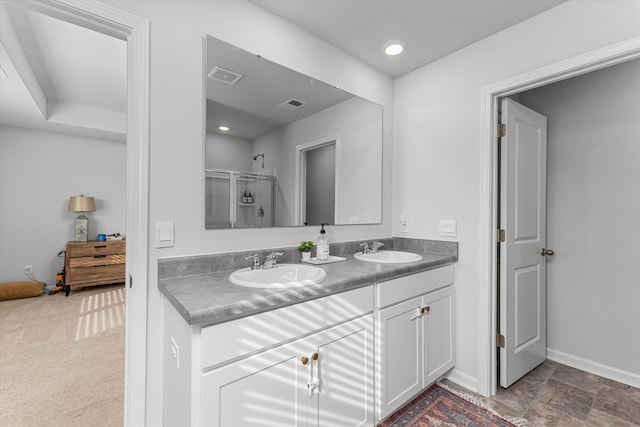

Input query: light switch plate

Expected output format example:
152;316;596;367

439;220;457;237
155;221;174;248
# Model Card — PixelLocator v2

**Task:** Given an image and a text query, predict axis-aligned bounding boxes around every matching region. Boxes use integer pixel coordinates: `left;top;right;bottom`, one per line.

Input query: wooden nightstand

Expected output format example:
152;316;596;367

65;240;126;295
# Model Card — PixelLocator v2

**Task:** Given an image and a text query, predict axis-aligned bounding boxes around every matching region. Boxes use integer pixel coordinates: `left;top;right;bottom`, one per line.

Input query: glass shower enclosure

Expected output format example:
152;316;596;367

205;169;276;229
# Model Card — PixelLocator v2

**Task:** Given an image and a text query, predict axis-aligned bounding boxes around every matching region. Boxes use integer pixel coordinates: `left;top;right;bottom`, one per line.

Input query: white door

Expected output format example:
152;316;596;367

311;316;374;427
201;338;309;427
422;286;455;386
377;298;422;420
499;98;550;388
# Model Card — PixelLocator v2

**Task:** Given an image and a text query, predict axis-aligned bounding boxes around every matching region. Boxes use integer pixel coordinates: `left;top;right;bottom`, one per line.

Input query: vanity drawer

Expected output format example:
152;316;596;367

200;285;374;369
376;265;454;309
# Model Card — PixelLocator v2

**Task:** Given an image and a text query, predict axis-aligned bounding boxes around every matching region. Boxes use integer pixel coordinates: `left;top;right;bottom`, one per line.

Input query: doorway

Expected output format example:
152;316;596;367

295;135;340;226
478;38;640;397
6;1;151;425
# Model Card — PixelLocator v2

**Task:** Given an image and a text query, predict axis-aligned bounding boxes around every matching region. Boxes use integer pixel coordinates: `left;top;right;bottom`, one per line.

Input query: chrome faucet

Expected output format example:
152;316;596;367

370;241;384;253
245;254;262;270
360;242;371;255
263;251;283;269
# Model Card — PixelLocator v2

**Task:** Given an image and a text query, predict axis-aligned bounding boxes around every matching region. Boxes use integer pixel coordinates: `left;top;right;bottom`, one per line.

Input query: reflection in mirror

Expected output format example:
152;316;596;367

205;35;382;229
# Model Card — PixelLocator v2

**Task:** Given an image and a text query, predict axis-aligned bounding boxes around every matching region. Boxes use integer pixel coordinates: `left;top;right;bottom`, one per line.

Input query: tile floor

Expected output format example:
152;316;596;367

441;360;640;426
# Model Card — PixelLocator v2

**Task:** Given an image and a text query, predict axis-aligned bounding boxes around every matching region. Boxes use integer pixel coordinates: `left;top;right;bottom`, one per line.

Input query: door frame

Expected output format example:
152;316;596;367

11;0;151;424
478;37;640;397
294;134;340;226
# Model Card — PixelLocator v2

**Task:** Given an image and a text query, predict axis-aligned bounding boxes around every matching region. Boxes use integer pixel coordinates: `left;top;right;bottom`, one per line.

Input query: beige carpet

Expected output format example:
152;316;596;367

0;284;125;427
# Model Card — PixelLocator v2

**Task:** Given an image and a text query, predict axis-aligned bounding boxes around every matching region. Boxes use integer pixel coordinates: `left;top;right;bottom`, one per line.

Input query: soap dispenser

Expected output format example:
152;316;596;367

316;223;330;261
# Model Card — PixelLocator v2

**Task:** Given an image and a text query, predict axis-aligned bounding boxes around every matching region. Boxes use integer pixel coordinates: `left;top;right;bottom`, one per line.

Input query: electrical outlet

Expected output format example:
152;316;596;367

24;265;32;274
399;214;409;233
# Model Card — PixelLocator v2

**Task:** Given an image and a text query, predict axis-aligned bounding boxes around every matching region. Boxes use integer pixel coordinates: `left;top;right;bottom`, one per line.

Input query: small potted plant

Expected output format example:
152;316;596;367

299;241;314;261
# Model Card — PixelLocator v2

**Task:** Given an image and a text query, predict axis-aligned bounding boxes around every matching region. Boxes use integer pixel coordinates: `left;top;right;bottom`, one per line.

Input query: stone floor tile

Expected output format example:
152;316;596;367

524;401;587;427
490;377;543;413
552;364;602;393
537;378;595;421
522;360;557;385
587;408;640;427
593;381;640;425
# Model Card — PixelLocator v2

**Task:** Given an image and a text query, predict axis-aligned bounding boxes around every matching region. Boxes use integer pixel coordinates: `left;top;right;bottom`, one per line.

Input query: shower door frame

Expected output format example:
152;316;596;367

205;169;276;229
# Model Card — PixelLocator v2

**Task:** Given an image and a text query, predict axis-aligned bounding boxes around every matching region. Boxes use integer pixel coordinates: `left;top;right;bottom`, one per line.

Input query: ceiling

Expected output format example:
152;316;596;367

0;2;126;141
206;35;355;139
252;0;566;78
0;1;565;141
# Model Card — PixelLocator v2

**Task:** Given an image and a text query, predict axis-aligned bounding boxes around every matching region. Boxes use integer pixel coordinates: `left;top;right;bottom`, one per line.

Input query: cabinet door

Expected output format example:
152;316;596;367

310;315;374;427
201;338;310;427
422;286;455;386
376;297;422;421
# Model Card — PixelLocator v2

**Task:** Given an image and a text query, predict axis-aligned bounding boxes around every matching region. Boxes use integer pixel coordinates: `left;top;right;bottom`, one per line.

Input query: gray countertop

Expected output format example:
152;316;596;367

159;244;456;327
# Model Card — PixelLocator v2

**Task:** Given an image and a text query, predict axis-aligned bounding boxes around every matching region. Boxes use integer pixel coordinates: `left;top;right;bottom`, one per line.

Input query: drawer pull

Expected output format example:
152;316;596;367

94;255;107;258
95;245;107;249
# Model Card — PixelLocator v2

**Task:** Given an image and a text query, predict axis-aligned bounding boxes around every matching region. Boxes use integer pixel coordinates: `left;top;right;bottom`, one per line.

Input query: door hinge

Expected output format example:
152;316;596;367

497;229;506;243
497;333;506;348
498;123;506;138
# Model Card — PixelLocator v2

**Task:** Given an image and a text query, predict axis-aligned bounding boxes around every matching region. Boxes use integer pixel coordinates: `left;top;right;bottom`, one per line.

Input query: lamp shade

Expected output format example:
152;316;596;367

68;196;96;213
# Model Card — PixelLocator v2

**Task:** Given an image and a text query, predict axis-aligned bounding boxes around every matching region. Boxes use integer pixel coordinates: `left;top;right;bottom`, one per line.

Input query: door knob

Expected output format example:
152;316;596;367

541;248;555;256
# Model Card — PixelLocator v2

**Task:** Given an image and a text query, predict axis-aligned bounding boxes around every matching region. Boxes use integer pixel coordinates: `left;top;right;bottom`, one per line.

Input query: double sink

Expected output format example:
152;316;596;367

229;250;423;289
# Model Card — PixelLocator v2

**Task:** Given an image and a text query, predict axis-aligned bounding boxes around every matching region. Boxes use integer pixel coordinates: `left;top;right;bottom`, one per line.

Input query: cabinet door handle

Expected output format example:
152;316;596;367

409;307;422;321
301;356;309;365
420;306;430;314
311;352;319;361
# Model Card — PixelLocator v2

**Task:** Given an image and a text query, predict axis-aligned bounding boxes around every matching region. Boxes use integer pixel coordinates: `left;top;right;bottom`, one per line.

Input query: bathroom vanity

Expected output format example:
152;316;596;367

159;239;456;426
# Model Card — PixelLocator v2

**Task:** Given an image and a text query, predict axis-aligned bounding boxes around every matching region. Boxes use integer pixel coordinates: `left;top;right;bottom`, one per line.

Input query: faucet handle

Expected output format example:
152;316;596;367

244;254;261;269
266;251;284;260
371;241;384;252
360;241;370;254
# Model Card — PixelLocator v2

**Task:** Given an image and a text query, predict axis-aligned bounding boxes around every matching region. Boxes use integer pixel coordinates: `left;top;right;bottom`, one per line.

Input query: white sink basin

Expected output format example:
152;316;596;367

354;250;422;264
229;264;326;288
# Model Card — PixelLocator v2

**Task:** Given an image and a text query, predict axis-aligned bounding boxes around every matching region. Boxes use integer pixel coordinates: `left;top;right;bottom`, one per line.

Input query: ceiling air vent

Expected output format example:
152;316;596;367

278;98;306;111
208;66;244;85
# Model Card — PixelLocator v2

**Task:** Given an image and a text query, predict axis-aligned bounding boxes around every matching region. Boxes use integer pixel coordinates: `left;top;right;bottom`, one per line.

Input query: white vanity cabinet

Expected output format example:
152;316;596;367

376;266;455;421
202;315;374;427
163;285;374;427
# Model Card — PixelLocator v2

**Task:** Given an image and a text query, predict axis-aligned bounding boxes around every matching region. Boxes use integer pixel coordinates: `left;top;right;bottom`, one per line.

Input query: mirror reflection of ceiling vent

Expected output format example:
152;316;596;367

208;66;244;85
278;98;306;111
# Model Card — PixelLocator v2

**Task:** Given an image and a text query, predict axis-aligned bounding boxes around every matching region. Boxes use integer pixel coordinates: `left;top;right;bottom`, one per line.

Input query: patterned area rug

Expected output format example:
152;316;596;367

379;384;519;427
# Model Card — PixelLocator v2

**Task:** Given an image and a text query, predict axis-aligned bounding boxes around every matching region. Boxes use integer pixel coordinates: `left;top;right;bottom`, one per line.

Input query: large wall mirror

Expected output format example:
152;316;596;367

205;35;382;229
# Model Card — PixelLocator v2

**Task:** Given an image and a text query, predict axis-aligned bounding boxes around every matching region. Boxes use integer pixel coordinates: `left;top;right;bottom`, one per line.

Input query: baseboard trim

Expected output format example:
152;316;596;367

547;348;640;389
444;368;479;394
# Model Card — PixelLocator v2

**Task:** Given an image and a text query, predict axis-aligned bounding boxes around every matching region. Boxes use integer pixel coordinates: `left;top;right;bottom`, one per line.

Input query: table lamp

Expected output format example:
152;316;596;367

68;195;96;242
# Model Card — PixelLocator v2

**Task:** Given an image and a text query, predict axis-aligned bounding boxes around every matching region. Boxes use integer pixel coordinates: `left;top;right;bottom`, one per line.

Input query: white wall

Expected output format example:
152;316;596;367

518;59;640;377
101;1;393;424
205;132;252;172
393;0;640;391
0;125;126;284
254;96;382;225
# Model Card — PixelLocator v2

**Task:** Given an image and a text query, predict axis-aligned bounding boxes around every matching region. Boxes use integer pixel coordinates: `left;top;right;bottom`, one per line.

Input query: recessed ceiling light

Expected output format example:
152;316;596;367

218;126;230;131
383;40;406;56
